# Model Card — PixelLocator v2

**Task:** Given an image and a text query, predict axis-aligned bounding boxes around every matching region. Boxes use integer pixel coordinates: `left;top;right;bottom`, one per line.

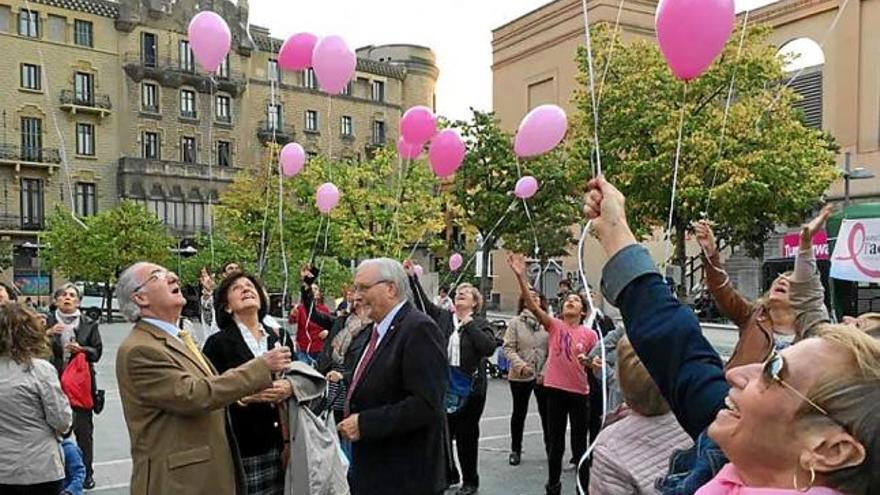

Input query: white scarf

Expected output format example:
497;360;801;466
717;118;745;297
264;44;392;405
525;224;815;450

56;309;81;365
448;313;463;367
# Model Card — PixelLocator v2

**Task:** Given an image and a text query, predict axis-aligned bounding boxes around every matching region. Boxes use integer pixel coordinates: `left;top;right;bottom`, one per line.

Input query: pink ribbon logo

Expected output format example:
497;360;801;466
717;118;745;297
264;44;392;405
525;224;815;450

834;221;880;278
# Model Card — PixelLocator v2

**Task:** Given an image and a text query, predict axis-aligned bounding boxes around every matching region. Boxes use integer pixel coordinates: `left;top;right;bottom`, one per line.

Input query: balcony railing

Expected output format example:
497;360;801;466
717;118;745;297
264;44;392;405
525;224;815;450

257;121;294;145
119;157;241;183
0;144;62;166
59;90;112;117
122;54;247;97
0;214;42;232
180;110;198;120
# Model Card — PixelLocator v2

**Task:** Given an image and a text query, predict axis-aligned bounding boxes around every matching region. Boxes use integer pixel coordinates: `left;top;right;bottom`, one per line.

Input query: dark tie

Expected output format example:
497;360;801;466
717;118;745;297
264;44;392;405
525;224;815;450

345;326;379;416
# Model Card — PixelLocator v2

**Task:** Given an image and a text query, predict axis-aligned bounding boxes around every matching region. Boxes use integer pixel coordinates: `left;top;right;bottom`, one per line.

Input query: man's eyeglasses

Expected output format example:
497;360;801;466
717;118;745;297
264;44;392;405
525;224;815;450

133;269;174;294
353;280;390;293
763;350;829;416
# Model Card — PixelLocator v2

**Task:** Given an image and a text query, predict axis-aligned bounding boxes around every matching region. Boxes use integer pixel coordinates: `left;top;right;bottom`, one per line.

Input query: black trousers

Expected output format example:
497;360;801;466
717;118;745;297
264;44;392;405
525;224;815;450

0;479;63;494
508;380;548;454
545;387;589;487
447;382;488;487
73;407;94;477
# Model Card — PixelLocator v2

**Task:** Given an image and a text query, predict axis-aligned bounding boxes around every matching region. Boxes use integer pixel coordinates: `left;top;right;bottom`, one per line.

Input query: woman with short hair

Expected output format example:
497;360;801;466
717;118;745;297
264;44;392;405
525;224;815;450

0;303;72;494
46;283;102;490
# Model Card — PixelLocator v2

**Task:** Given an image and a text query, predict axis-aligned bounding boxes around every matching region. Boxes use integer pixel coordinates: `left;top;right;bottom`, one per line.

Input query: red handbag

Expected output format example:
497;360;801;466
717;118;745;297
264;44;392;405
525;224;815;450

61;353;94;410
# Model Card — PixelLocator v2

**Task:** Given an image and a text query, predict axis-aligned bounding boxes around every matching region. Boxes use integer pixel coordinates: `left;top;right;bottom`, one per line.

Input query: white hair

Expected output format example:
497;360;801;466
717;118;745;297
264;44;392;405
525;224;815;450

357;258;413;304
116;262;152;322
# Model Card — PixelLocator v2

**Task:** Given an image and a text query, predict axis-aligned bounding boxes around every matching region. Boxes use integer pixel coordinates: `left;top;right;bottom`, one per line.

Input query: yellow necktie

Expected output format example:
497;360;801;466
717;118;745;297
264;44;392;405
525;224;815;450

178;330;212;374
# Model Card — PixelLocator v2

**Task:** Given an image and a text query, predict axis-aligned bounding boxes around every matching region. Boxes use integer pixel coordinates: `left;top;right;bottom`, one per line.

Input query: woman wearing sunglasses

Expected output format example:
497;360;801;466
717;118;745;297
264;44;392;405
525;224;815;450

586;177;880;494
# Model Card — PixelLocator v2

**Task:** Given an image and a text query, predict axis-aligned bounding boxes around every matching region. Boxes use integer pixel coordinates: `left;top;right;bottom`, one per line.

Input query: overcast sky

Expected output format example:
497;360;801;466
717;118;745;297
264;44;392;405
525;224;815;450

250;0;804;121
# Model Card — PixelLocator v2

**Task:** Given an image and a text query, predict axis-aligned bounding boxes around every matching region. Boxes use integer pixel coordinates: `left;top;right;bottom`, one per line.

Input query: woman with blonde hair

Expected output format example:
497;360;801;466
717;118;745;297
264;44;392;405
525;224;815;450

405;261;496;495
0;303;72;494
587;177;880;494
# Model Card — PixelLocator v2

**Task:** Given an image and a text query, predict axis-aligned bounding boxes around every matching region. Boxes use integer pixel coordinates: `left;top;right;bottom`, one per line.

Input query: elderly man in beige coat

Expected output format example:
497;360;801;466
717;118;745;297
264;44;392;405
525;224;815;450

115;262;292;495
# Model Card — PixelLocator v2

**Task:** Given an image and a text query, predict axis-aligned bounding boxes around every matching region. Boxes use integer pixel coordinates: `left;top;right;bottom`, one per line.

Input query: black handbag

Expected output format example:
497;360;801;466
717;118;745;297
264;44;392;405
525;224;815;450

93;389;106;415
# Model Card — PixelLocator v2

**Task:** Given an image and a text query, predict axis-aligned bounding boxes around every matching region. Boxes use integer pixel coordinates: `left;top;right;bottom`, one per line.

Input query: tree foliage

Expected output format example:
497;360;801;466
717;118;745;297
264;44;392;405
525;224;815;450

449;110;587;300
42;202;173;315
571;24;838;275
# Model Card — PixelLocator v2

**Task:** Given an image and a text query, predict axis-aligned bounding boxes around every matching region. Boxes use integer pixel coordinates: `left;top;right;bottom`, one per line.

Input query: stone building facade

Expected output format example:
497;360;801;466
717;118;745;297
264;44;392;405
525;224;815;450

0;0;438;294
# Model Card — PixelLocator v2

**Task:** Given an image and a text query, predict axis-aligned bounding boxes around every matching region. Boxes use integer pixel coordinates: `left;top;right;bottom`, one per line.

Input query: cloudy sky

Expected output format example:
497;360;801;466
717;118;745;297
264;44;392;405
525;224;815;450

250;0;799;121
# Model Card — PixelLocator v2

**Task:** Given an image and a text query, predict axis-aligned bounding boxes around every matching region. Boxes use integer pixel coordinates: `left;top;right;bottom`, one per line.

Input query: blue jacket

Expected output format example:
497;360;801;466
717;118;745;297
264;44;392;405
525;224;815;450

62;438;86;495
601;245;731;494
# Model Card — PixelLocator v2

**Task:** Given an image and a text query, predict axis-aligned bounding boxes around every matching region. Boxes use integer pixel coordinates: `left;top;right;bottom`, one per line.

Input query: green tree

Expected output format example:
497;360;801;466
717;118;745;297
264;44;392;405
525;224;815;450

213;147;445;303
42;202;173;318
572;24;838;289
449;110;587;304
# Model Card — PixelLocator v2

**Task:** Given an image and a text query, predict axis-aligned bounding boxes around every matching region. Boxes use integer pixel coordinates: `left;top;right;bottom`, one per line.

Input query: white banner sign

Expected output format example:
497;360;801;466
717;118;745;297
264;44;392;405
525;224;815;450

830;218;880;283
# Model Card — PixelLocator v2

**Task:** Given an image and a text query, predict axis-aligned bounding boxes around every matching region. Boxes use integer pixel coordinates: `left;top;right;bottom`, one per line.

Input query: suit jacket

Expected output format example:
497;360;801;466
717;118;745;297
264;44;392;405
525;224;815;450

347;302;448;495
202;322;289;458
115;320;273;495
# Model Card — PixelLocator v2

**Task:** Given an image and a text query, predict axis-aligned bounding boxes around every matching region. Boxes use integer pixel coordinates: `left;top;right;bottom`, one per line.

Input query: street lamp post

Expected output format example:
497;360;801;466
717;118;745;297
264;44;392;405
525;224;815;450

843;152;875;208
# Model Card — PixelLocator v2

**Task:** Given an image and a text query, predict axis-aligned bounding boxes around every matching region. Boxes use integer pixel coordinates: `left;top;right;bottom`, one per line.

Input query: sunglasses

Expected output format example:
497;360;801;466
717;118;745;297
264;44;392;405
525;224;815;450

763;350;829;416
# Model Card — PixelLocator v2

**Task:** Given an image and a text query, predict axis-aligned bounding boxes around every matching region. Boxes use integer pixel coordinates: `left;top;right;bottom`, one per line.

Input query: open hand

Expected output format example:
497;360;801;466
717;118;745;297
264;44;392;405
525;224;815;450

507;253;527;278
801;204;834;246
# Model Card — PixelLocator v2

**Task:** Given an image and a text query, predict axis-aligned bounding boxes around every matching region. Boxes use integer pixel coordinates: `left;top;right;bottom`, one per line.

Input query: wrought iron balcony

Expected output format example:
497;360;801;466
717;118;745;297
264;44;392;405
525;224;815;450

0;144;62;171
122;54;247;97
118;157;241;183
257;121;294;145
0;214;43;232
59;90;112;117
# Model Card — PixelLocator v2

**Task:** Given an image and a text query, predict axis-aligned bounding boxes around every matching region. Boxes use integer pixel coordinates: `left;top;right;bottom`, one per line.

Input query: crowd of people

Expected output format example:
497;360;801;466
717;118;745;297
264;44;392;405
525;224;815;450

0;176;879;495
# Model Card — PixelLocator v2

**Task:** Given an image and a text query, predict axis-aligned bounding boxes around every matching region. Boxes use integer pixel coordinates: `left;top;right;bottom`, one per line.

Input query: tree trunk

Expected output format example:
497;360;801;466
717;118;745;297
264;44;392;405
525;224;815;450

478;238;494;317
675;220;688;300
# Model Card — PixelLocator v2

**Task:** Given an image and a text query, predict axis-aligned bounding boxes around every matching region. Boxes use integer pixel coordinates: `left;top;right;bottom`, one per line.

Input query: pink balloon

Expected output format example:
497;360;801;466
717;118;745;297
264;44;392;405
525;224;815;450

514;176;539;199
655;0;735;81
397;136;422;160
514;105;568;158
449;253;463;272
280;143;305;177
414;265;424;279
312;36;357;95
187;12;231;73
316;182;340;214
428;129;466;178
278;32;318;71
400;106;437;145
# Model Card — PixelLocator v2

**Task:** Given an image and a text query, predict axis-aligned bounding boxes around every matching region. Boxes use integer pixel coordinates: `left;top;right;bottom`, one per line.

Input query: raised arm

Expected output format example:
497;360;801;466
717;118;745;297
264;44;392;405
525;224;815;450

791;204;833;338
695;220;754;328
403;259;444;321
299;265;336;331
588;178;729;439
507;253;553;330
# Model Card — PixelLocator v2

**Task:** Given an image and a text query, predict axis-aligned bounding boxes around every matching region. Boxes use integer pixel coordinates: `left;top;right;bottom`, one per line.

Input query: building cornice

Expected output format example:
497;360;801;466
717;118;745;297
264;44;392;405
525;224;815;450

28;0;119;18
747;0;838;27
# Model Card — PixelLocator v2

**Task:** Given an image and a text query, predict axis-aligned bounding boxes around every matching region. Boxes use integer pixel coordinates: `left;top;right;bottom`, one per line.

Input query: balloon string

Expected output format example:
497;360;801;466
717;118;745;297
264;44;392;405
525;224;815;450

408;222;431;260
580;0;603;177
20;0;83;228
272;78;290;312
388;153;408;256
257;79;279;275
326;95;334;179
757;0;851;129
308;215;325;266
704;10;750;220
596;0;626;110
207;76;216;270
576;222;601;495
446;199;517;289
660;83;689;275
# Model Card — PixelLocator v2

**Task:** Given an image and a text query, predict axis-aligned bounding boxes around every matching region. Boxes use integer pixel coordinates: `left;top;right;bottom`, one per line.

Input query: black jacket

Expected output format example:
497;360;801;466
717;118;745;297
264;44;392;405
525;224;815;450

202;322;291;458
409;275;497;377
48;312;103;376
348;302;448;495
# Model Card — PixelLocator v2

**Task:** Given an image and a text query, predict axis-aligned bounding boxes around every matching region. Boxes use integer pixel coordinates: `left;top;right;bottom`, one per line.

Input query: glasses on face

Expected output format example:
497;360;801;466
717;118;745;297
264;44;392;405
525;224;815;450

353;280;390;293
762;350;829;416
134;269;175;294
